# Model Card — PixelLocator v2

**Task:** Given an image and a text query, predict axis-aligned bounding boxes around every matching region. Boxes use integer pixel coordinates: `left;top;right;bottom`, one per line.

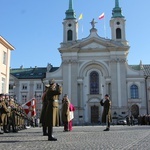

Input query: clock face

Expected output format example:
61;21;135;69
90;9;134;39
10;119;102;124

68;23;72;27
116;22;120;25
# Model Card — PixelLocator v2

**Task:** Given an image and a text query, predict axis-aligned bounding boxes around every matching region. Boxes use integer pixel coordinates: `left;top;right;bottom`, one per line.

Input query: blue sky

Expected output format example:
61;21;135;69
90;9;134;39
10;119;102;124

0;0;150;68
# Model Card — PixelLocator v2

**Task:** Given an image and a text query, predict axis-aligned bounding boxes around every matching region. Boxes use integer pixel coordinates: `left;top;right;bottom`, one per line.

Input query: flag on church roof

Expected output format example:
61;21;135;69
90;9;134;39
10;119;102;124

99;12;105;19
78;13;83;20
22;98;36;117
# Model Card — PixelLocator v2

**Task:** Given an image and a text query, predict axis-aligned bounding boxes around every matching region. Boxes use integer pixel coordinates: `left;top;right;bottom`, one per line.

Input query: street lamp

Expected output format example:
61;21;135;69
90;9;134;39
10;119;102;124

145;75;148;114
13;83;16;100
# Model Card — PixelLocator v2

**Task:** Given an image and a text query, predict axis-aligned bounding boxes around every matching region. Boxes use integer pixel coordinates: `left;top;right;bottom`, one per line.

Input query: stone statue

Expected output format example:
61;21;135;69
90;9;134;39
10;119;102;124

90;18;97;28
47;63;52;72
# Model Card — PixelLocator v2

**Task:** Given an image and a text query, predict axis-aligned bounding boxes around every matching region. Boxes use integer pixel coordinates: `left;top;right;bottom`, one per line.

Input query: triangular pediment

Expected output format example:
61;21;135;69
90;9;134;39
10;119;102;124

59;35;129;53
82;42;106;49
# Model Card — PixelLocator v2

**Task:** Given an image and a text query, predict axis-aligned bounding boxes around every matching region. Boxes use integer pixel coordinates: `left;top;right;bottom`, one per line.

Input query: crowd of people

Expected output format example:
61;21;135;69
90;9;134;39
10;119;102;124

0;93;31;134
137;114;150;125
123;114;150;126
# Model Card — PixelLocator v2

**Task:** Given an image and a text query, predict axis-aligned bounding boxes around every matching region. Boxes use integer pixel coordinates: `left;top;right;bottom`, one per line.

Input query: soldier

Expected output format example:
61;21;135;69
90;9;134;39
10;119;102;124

0;93;10;134
0;94;4;134
8;98;18;132
100;94;112;131
40;84;49;136
44;79;62;141
4;94;11;133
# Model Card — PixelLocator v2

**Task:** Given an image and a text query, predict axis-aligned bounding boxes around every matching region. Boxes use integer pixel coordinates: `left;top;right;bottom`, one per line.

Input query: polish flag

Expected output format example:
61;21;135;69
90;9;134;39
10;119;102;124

22;98;36;117
99;13;105;19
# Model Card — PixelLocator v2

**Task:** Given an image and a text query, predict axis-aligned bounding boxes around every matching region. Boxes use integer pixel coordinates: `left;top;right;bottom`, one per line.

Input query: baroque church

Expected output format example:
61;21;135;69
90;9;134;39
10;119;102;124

10;0;150;124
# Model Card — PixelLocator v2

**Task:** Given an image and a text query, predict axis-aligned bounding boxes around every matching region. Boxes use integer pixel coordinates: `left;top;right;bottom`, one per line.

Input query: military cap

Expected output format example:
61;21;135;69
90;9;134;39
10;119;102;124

64;94;68;97
10;98;14;102
105;94;109;97
45;84;50;88
49;79;55;85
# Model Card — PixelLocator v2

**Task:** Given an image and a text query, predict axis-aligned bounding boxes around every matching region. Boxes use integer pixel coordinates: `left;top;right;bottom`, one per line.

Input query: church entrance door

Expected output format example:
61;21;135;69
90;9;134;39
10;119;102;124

91;105;99;124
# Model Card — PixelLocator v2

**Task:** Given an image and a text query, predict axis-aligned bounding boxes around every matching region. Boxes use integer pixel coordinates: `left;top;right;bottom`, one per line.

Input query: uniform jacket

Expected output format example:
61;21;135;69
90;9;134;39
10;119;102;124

40;90;48;124
0;101;9;114
100;98;111;123
44;84;62;127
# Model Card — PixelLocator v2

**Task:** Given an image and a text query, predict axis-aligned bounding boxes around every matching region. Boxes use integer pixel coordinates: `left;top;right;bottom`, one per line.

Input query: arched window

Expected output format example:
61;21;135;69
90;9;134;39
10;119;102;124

67;30;73;41
90;71;99;94
130;84;139;99
116;28;121;39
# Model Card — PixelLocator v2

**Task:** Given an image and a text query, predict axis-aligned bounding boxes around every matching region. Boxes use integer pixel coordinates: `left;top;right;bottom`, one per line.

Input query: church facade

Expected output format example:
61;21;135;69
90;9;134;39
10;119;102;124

45;0;150;124
10;0;150;124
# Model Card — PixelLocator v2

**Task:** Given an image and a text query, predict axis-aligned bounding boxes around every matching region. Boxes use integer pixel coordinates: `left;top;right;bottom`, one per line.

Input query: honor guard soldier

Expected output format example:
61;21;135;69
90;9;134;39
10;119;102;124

100;94;112;131
0;94;10;134
44;79;62;141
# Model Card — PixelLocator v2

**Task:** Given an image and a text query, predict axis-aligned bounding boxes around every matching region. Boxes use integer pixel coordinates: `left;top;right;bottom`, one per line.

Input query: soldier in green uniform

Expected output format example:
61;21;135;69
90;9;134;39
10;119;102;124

8;98;18;132
100;94;112;131
0;94;4;134
44;79;62;141
4;94;11;133
40;84;49;136
0;94;10;134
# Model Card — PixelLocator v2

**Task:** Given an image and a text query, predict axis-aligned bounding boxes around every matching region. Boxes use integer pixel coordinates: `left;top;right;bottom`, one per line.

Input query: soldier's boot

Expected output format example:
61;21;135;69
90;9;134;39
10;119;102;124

48;126;57;141
43;126;48;136
3;125;9;133
0;127;4;134
12;125;18;133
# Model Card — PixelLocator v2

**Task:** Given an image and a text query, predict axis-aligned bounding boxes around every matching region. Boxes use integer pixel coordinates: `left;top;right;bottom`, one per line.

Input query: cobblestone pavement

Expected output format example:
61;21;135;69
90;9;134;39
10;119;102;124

0;125;150;150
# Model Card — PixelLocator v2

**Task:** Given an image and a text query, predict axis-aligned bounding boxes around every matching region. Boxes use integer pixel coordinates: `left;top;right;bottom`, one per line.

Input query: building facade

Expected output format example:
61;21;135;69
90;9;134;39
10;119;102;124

0;36;14;94
10;0;150;124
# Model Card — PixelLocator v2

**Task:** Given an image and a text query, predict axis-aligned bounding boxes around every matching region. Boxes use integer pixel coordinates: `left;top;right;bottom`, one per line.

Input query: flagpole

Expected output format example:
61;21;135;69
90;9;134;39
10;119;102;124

81;24;84;38
98;12;106;38
78;13;83;39
103;16;107;38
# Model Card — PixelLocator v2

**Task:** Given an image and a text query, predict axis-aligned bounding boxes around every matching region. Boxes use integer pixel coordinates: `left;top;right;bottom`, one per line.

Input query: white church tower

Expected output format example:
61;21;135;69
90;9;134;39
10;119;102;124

110;0;126;43
63;0;78;43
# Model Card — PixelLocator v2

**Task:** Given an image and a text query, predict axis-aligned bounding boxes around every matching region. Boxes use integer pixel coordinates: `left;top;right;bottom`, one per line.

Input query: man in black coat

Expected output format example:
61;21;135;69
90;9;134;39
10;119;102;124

100;94;111;131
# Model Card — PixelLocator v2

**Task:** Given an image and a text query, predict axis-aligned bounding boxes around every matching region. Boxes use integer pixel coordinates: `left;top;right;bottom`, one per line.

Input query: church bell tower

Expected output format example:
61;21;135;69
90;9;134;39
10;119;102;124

63;0;78;43
110;0;126;42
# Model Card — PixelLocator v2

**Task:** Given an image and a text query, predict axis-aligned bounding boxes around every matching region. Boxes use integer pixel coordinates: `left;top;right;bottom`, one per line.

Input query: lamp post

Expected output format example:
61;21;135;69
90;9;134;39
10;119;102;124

145;76;148;115
13;83;16;100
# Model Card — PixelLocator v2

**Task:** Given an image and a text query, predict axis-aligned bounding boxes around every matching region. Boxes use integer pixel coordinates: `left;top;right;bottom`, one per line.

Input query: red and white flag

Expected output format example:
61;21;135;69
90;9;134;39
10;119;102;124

22;98;36;117
99;12;105;19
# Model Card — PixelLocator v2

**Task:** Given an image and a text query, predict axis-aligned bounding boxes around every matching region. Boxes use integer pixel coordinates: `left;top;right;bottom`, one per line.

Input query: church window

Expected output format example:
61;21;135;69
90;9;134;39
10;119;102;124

90;71;99;94
130;84;139;99
68;23;72;27
67;30;73;41
116;22;120;25
116;28;121;39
